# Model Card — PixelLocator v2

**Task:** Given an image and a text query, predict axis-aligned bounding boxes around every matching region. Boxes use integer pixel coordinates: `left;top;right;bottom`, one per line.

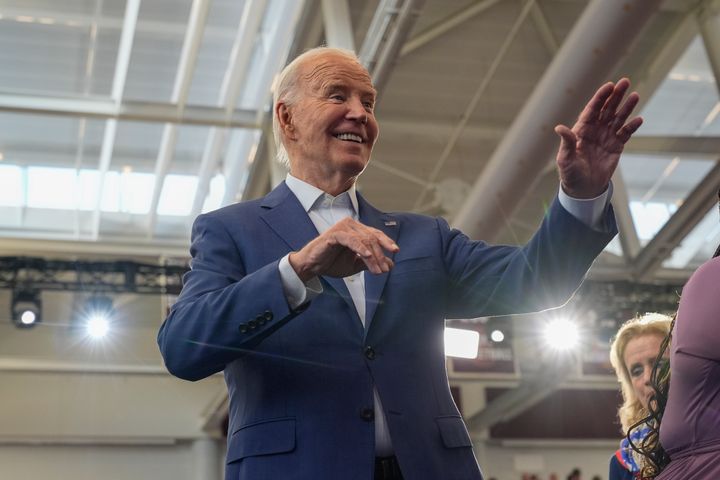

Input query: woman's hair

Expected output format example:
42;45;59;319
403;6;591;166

609;313;673;433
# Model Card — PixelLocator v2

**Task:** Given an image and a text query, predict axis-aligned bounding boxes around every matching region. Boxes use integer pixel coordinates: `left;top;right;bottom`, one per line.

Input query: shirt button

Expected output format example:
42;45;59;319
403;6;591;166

364;346;376;360
360;407;374;422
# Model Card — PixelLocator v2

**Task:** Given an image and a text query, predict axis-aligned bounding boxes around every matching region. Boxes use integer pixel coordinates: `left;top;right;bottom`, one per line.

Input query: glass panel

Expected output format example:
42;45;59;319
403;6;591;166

202;173;226;213
663;205;720;270
0;164;23;207
157;174;198;216
619;154;715;245
27;166;77;209
640;36;720;136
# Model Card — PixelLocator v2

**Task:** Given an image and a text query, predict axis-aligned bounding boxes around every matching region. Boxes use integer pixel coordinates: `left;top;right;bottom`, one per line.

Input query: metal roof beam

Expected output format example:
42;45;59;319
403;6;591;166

412;0;536;211
220;0;306;207
632;158;720;280
189;0;268;218
92;0;140;240
321;0;355;51
0;93;260;128
146;0;212;237
625;135;720;156
453;0;666;241
399;0;501;57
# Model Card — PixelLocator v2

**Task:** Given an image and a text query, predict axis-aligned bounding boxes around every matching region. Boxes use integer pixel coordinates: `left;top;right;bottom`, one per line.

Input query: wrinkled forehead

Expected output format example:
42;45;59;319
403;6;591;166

299;54;376;96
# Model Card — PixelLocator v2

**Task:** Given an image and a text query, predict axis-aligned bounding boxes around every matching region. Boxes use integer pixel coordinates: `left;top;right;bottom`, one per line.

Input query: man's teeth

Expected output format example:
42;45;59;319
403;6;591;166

335;133;363;143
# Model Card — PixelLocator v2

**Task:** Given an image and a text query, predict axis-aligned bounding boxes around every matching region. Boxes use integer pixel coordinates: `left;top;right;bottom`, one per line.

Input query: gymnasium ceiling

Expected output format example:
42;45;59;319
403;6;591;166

1;0;719;449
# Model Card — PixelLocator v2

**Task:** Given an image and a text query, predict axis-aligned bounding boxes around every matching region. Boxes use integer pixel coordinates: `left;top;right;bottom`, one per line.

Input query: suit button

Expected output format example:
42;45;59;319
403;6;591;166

256;314;266;326
364;346;376;360
263;310;273;321
360;407;374;422
239;323;248;333
248;320;257;329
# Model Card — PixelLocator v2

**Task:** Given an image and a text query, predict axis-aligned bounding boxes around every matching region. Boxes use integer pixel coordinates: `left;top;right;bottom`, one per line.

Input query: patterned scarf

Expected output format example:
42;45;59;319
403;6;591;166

615;424;650;473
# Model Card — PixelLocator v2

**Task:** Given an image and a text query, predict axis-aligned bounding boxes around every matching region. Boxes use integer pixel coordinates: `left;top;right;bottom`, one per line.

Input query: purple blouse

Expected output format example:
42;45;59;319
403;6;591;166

657;257;720;479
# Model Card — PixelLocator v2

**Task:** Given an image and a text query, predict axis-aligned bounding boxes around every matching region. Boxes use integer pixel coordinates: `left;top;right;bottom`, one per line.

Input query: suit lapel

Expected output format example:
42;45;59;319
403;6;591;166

259;183;361;327
358;194;399;332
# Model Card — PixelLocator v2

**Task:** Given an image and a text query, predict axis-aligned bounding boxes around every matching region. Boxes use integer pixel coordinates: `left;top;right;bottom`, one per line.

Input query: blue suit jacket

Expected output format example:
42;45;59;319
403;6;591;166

158;182;616;480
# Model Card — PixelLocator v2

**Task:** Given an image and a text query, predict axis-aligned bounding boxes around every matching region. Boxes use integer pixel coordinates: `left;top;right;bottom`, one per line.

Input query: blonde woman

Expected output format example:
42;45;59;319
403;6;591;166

608;313;672;479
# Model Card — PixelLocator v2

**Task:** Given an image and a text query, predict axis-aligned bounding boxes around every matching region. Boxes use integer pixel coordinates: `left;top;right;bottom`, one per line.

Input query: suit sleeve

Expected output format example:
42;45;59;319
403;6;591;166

442;196;617;318
157;213;302;381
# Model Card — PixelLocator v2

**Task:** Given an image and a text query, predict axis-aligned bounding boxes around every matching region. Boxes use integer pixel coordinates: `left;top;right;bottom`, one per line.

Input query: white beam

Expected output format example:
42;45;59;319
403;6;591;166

366;0;426;92
529;0;558;55
92;0;140;240
610;169;641;260
399;0;502;57
625;135;720;156
321;0;355;51
0;93;260;128
221;0;306;207
146;0;212;237
0;236;189;258
110;0;141;103
698;1;720;97
189;0;268;218
453;0;665;241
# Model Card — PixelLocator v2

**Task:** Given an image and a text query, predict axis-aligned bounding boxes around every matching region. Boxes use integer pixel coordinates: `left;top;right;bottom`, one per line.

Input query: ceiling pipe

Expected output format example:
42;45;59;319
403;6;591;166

453;0;663;241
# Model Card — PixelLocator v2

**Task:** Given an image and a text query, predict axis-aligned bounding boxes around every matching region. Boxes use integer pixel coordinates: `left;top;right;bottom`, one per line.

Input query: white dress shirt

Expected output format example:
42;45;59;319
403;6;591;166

277;173;612;455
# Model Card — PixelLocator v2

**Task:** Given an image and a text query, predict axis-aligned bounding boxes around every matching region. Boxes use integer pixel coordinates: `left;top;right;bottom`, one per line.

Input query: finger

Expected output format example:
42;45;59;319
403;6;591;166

369;228;399;253
577;81;614;124
599;78;631;122
554;124;577;162
364;235;389;273
611;91;640;129
616;116;643;144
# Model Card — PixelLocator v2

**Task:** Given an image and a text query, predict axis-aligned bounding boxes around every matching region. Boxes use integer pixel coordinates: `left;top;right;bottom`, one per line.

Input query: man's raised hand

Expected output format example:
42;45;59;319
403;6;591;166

554;78;643;199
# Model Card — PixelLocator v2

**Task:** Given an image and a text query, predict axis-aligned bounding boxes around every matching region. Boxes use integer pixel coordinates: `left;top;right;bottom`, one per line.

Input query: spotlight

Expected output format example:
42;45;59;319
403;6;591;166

82;295;113;339
542;317;580;351
444;327;480;359
486;317;511;344
490;329;505;343
11;290;41;328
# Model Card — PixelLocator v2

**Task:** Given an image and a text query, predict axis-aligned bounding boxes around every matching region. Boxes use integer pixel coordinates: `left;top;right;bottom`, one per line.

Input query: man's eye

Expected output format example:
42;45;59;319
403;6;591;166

330;94;345;101
363;102;374;110
630;366;643;377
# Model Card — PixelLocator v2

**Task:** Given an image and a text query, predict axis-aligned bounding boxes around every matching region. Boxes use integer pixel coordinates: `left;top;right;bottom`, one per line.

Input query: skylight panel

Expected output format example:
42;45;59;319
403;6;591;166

157;174;198;216
201;173;226;213
0;165;23;207
27;166;77;209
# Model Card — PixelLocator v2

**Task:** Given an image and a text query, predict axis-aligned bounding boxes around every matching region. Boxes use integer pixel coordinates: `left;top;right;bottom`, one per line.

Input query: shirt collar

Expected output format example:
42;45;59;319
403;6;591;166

285;173;359;215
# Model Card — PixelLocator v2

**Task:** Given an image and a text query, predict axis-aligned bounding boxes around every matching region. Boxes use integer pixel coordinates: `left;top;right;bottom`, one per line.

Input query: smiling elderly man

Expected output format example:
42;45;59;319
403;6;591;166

158;47;642;480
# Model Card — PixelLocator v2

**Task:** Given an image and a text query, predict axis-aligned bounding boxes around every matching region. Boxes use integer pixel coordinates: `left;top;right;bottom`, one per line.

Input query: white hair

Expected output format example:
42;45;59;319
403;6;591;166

272;47;364;167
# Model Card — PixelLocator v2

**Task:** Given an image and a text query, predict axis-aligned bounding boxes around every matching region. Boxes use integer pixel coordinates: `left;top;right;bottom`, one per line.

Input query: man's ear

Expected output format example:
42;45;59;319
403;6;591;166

276;102;295;140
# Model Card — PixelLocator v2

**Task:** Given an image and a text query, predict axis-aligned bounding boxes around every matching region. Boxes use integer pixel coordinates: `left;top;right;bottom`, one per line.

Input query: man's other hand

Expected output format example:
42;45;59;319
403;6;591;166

289;217;399;281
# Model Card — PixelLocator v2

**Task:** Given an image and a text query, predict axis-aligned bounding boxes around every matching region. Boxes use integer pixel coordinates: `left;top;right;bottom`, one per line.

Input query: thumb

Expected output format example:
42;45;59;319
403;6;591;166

554;124;576;163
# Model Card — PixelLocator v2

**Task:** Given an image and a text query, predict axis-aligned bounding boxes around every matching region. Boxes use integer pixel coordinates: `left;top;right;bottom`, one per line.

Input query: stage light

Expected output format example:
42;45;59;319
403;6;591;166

490;329;505;343
542;317;580;351
82;295;113;339
86;315;110;338
11;290;41;328
444;327;480;359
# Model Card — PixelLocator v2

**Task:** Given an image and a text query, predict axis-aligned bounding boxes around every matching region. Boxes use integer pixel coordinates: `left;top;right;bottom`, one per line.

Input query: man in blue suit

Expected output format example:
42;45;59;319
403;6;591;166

158;47;643;479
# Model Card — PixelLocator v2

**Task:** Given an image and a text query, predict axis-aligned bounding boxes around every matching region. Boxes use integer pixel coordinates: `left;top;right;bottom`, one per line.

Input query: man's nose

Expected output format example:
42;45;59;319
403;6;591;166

346;97;368;124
